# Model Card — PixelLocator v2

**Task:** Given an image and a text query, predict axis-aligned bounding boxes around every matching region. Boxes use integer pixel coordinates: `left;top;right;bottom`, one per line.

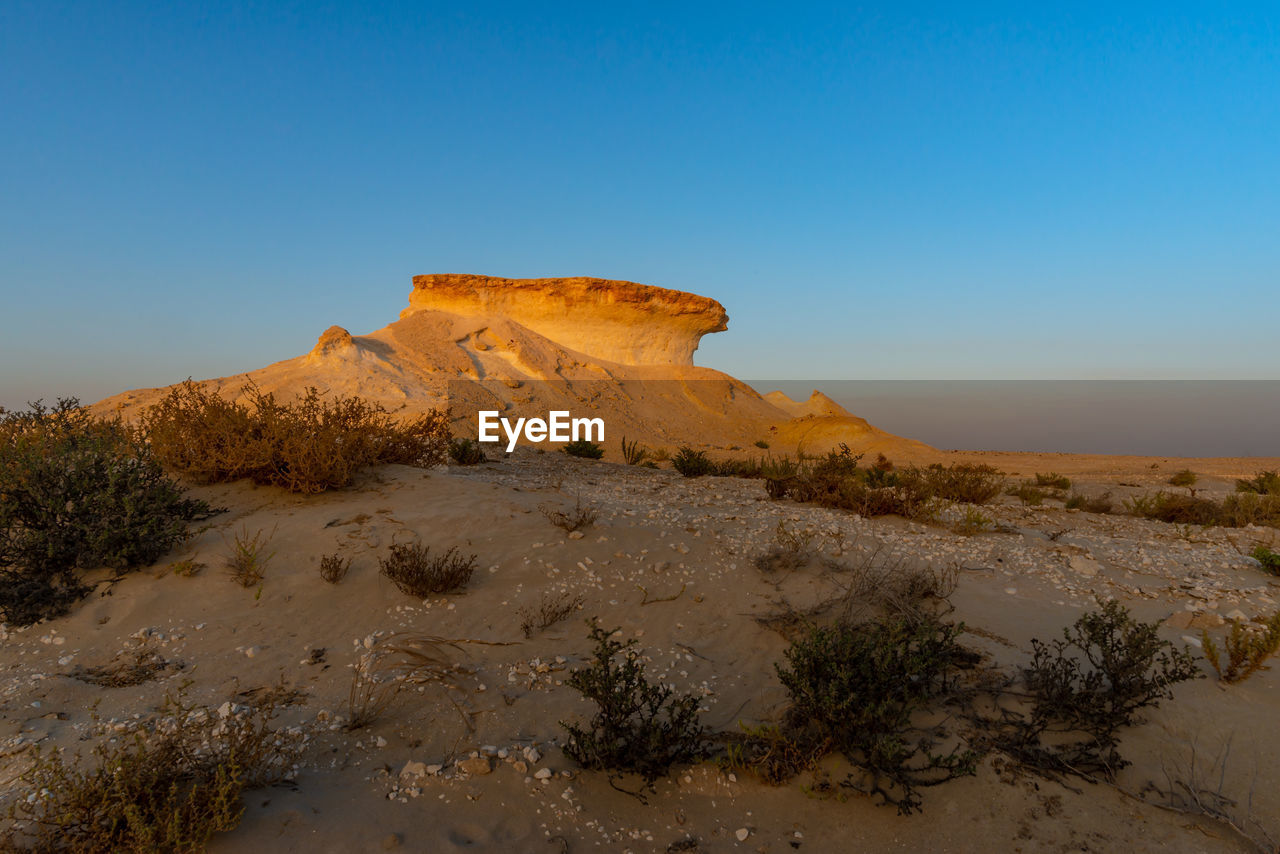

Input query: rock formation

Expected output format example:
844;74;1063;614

403;274;728;366
94;274;929;458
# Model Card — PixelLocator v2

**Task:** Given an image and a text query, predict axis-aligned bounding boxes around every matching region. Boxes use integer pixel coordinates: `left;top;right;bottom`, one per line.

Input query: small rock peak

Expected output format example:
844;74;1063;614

764;389;853;419
313;325;355;355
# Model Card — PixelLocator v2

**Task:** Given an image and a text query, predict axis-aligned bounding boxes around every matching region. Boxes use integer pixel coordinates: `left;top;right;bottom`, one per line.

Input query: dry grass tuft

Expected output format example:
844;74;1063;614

318;552;351;584
345;633;471;730
519;590;586;638
69;648;181;688
540;495;599;534
225;527;274;588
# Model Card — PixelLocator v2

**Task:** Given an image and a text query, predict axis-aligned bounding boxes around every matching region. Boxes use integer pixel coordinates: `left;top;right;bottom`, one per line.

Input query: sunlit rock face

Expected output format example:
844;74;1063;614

401;274;729;366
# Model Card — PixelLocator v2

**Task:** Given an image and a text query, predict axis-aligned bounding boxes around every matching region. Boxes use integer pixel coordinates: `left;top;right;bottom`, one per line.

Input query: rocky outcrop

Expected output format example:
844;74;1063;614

402;274;728;366
312;325;355;355
92;273;929;459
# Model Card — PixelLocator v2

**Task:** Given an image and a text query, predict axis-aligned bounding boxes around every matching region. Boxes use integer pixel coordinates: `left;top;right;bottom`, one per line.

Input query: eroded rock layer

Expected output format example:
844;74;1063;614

403;274;728;366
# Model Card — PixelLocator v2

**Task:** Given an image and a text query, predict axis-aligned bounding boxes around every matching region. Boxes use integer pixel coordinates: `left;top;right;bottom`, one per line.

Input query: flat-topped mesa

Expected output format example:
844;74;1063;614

402;274;728;366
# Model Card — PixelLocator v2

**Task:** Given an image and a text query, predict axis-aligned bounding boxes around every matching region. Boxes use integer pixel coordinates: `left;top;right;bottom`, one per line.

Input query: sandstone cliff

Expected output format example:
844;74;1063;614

403;274;728;366
94;274;928;458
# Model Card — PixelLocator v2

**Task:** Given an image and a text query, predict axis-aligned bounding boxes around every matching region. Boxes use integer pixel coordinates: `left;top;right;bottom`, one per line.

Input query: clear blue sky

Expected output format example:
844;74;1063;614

2;2;1277;407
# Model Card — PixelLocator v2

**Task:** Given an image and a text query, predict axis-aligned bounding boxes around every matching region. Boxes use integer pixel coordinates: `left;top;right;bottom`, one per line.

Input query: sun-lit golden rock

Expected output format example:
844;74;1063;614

401;274;728;366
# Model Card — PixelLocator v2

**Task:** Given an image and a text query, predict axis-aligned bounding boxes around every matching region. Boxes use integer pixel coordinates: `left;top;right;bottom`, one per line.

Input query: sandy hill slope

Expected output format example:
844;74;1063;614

93;274;929;458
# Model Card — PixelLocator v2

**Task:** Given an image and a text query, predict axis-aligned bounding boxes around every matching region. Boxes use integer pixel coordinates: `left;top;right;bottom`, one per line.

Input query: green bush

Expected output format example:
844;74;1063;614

1065;491;1114;514
0;400;212;626
1125;491;1280;528
1252;545;1280;576
1125;491;1219;525
776;616;977;813
671;447;713;477
562;439;604;459
561;624;708;792
710;457;764;478
1035;472;1071;490
1236;470;1280;496
620;437;648;466
1168;468;1198;489
1016;600;1200;777
1009;483;1047;506
447;437;486;465
142;380;449;494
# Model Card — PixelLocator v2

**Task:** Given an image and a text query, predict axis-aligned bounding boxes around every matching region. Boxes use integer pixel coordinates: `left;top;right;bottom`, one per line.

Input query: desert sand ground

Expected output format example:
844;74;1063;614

3;447;1278;854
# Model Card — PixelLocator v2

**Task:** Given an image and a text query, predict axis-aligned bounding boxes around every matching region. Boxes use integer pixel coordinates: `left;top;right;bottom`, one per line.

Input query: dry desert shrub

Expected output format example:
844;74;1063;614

318;552;351;584
518;589;586;638
721;723;831;786
0;691;300;853
755;541;957;636
1065;491;1114;514
69;647;181;688
1034;472;1072;490
346;633;470;730
224;527;274;588
951;507;993;536
141;380;449;493
540;495;598;533
378;543;476;596
1202;614;1280;684
753;521;817;575
763;446;1002;520
1126;491;1280;529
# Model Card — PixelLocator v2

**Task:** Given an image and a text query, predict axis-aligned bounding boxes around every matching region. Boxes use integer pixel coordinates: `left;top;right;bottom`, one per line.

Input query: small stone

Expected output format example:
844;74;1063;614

457;757;491;776
523;746;541;764
534;768;553;780
244;646;260;658
735;827;750;842
512;760;528;774
568;531;585;540
425;764;443;775
1068;555;1100;577
375;736;388;748
400;761;426;778
1225;609;1248;622
1189;612;1225;629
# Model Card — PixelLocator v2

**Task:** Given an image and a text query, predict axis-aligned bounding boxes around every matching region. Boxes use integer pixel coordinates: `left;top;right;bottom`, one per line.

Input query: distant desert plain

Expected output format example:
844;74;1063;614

3;275;1279;853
